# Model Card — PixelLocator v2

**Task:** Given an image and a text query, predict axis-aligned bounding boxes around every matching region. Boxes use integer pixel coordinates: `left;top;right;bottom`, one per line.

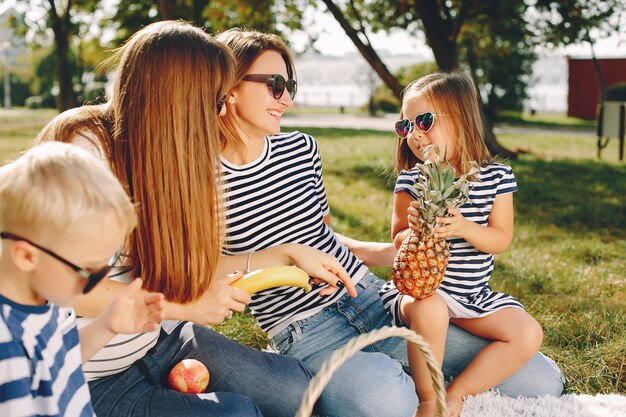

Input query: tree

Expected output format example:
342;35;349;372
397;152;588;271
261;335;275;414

12;0;103;111
109;0;303;45
46;0;79;111
309;0;624;158
533;0;626;104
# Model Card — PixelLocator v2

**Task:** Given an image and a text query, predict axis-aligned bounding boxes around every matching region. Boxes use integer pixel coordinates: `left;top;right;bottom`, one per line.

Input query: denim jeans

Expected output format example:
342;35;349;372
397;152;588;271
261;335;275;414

272;272;566;417
88;321;312;417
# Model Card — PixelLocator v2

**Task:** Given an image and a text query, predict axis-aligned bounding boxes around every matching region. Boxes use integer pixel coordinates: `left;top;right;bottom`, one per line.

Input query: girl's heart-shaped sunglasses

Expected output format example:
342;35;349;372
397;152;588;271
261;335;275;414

394;112;449;138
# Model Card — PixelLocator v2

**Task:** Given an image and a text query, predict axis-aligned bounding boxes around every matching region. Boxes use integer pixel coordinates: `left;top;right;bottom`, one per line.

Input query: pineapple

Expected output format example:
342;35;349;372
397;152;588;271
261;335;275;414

392;145;479;299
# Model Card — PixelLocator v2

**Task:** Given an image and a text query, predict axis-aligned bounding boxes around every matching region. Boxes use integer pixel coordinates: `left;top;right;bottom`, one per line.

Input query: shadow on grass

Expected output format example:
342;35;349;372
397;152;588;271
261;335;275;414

496;111;595;131
512;158;626;237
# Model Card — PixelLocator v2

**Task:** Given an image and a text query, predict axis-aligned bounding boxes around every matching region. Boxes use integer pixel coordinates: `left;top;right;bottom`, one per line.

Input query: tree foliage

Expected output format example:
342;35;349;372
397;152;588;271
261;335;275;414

308;0;624;157
109;0;304;45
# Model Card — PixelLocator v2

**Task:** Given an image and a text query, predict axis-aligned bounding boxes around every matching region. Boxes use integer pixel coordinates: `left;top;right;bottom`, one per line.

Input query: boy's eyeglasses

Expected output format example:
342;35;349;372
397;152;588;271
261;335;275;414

394;112;450;138
217;95;227;114
242;74;298;100
1;231;122;294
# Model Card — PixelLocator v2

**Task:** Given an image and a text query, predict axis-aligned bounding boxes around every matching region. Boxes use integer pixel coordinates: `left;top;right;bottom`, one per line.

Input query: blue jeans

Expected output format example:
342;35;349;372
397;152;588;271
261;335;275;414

272;272;565;417
88;321;312;417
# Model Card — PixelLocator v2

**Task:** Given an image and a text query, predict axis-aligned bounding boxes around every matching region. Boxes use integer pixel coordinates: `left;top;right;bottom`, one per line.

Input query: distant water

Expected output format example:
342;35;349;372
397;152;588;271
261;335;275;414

293;53;568;112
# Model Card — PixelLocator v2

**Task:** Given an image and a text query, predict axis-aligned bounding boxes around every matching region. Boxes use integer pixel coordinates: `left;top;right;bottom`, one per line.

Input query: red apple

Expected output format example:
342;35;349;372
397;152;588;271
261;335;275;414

168;359;210;394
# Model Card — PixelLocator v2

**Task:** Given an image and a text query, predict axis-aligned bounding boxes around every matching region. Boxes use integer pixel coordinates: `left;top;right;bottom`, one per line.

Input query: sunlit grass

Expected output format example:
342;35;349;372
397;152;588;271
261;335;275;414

2;108;624;395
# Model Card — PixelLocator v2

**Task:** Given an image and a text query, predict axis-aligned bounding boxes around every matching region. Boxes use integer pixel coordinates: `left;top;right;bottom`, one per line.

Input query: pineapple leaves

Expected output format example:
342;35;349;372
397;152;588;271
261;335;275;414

411;144;478;228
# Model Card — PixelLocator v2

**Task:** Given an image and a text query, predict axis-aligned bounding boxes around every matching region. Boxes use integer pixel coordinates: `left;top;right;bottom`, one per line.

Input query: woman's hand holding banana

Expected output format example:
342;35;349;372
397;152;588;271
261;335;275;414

232;244;357;298
178;271;251;326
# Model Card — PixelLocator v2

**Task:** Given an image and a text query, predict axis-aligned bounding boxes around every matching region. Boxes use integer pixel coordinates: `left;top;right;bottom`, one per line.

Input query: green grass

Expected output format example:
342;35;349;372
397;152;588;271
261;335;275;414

2;108;624;395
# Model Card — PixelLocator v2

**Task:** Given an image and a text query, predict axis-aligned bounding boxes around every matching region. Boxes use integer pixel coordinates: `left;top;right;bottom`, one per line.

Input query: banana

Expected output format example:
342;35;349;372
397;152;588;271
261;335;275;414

231;266;312;294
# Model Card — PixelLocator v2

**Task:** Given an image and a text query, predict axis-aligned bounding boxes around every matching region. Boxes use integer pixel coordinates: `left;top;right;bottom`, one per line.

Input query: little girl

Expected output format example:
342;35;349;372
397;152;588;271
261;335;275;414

380;71;544;417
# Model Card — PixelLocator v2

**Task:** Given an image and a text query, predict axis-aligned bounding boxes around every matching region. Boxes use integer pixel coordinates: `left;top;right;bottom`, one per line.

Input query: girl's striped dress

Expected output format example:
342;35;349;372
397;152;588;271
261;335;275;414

380;163;524;324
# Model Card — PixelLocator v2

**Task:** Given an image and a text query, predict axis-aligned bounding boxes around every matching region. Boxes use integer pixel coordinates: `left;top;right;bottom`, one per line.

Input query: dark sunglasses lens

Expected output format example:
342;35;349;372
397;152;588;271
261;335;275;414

82;268;111;294
83;249;122;294
395;119;411;137
286;80;297;99
272;75;286;99
415;112;434;132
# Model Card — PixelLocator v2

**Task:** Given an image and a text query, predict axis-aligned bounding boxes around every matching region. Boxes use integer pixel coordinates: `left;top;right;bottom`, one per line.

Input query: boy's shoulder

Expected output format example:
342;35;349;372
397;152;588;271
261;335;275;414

0;298;76;342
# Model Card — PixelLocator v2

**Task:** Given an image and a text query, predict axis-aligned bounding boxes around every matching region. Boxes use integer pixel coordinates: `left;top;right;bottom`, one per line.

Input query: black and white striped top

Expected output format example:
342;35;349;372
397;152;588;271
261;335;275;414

78;268;160;382
220;131;368;337
380;162;523;322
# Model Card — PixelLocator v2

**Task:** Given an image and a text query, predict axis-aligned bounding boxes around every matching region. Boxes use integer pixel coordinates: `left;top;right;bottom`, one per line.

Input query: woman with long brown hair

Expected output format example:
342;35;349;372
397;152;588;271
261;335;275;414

37;20;355;417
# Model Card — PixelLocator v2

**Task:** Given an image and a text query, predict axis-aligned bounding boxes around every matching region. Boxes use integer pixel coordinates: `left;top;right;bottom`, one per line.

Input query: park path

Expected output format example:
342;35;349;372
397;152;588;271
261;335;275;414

281;113;595;137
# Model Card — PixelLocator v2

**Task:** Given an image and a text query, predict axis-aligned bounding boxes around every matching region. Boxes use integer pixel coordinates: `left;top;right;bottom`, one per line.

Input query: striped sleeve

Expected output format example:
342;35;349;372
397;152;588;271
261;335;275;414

307;133;330;216
495;164;518;195
393;169;420;200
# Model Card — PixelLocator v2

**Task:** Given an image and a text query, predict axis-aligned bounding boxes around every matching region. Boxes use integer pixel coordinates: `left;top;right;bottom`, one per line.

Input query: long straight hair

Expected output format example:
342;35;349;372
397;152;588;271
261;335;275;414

215;28;296;150
109;21;236;302
395;71;491;174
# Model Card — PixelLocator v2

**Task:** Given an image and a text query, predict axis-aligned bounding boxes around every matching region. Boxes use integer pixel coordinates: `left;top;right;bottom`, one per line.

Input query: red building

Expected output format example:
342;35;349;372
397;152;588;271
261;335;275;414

567;57;626;120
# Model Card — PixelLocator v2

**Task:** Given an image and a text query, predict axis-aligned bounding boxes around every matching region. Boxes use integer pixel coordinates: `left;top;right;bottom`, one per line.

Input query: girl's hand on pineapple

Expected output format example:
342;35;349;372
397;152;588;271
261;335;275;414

407;201;424;232
433;208;468;239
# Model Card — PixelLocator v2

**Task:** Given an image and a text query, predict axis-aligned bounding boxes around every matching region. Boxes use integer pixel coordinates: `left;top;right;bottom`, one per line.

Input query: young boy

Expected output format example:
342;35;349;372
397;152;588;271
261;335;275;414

0;142;164;417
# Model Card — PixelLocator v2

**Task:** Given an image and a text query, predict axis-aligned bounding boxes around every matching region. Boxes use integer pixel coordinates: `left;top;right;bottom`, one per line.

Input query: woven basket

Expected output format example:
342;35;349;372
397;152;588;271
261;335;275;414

295;326;447;417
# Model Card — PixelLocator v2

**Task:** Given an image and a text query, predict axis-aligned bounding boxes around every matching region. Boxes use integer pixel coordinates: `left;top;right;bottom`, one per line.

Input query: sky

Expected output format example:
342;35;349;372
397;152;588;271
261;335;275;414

289;6;626;59
1;0;625;67
1;1;624;58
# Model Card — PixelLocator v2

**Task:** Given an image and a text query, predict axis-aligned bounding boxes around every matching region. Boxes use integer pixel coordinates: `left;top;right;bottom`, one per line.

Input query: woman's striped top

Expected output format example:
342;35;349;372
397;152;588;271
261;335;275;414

220;131;368;338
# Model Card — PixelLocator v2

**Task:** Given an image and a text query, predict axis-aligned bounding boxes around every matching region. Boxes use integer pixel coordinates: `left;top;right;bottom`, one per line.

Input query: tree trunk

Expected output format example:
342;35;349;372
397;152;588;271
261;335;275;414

413;0;460;71
321;0;404;98
158;0;176;20
464;35;517;159
48;0;78;111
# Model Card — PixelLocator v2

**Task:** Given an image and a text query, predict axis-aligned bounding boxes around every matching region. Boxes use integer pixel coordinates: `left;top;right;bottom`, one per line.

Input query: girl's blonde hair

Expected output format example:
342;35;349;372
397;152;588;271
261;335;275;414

395;71;491;174
0;142;136;240
37;21;236;303
216;28;296;150
35;104;113;161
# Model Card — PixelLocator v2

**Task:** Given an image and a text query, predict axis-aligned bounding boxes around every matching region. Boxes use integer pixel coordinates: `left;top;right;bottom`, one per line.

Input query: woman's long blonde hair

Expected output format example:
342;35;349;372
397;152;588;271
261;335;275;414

215;28;296;150
395;71;491;174
37;22;235;302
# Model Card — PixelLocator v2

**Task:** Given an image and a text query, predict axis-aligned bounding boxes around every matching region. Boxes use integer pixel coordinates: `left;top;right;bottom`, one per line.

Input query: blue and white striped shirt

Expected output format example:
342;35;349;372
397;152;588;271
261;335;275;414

0;294;95;417
380;162;523;321
220;131;368;337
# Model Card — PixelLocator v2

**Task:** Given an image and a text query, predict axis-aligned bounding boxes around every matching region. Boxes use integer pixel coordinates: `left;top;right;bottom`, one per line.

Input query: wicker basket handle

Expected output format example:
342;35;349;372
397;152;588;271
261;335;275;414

295;326;447;417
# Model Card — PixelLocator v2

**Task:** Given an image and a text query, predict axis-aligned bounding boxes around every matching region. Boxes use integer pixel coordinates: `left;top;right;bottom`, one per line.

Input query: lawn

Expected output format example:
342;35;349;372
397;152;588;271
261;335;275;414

1;108;624;395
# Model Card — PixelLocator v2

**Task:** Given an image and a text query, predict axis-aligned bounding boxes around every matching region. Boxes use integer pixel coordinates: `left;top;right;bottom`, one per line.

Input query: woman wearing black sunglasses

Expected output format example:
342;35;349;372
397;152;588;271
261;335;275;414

216;28;565;417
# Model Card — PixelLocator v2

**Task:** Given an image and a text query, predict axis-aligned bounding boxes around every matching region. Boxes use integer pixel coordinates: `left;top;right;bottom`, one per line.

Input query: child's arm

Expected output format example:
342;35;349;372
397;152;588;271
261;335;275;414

335;232;397;267
433;193;514;254
391;191;415;248
79;278;164;363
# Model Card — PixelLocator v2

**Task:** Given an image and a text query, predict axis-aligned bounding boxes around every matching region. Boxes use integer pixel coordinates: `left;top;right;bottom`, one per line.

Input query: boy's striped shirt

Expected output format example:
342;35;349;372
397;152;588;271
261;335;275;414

0;294;95;417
